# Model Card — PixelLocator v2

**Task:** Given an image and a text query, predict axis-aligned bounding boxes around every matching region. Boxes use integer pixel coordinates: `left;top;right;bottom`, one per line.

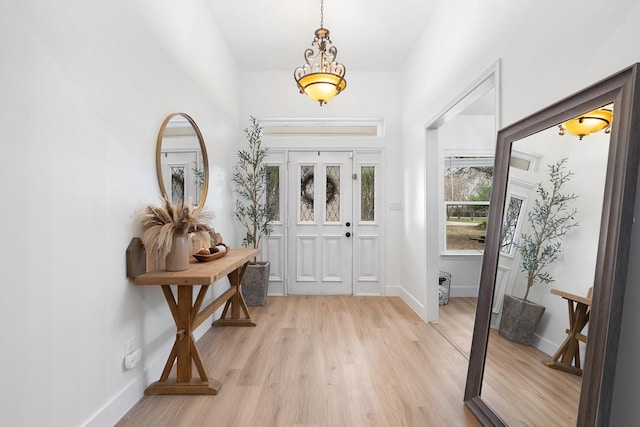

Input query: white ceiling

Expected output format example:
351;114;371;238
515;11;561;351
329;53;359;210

207;0;439;72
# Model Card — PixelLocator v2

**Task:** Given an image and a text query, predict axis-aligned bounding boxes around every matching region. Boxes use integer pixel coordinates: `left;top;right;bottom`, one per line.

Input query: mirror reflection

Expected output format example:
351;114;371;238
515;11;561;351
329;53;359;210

481;105;612;425
156;113;209;208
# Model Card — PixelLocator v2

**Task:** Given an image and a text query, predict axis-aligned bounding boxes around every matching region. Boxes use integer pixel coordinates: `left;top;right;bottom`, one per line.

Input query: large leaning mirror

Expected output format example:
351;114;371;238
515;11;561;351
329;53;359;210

156;113;209;208
464;63;640;426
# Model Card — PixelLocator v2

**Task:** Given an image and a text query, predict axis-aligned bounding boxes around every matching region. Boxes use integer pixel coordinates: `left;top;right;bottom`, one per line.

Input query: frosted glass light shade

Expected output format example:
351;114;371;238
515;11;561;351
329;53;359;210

297;73;347;105
563;108;613;139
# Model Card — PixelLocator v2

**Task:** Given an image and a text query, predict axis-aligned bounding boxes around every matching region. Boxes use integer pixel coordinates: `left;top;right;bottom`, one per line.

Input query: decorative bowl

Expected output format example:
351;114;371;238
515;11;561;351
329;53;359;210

193;246;229;262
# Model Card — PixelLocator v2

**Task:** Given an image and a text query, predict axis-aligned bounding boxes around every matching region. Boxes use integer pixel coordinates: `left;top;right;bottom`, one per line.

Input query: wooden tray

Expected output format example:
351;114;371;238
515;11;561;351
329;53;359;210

193;247;230;262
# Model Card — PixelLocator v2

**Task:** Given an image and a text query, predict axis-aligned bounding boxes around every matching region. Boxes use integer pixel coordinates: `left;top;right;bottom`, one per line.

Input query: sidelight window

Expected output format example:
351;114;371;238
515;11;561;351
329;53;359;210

361;166;375;221
266;165;280;222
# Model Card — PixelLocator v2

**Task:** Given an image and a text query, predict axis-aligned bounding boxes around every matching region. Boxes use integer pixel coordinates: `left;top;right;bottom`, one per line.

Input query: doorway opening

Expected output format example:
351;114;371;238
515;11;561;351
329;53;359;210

424;60;501;323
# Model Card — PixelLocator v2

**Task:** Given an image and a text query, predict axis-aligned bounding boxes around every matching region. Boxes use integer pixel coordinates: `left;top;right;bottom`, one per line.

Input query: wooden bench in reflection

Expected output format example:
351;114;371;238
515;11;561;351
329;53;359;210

543;287;592;376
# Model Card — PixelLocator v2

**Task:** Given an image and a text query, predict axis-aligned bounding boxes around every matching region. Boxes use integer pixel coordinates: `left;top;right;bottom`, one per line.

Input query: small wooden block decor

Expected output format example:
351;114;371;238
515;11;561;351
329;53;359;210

126;237;146;279
214;232;223;245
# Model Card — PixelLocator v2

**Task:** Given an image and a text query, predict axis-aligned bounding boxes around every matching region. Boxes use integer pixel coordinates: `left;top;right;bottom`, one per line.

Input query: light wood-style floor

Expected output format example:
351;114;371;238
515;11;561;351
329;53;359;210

117;296;481;426
481;329;582;426
116;296;580;426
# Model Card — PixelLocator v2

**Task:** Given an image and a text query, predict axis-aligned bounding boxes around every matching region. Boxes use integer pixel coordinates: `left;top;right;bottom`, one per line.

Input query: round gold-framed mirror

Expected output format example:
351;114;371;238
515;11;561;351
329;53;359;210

155;113;209;208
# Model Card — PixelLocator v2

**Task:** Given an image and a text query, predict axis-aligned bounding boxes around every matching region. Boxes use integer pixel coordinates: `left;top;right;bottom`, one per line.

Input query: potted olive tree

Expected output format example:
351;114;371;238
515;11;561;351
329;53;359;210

232;116;273;306
499;158;579;344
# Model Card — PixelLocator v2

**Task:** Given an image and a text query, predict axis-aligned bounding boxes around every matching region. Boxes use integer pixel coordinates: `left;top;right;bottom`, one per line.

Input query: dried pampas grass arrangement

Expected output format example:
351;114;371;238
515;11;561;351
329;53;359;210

139;197;214;253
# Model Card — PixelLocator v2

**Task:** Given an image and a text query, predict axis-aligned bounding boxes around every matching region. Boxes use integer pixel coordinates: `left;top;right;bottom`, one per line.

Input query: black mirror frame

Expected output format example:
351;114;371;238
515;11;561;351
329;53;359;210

464;64;640;426
155;112;209;209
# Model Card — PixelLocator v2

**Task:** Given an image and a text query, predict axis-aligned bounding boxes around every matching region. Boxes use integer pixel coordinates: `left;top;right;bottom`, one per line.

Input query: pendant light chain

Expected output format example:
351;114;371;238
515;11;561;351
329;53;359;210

320;0;324;29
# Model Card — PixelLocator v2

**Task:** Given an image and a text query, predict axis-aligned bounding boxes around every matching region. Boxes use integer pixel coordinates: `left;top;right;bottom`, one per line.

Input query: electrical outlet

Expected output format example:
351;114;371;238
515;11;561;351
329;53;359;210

124;349;142;369
124;338;135;356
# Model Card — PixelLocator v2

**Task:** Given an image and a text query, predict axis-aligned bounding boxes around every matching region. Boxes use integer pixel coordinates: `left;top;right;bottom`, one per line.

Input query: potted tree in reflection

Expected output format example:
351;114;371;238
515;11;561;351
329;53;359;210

232;116;273;306
499;158;579;344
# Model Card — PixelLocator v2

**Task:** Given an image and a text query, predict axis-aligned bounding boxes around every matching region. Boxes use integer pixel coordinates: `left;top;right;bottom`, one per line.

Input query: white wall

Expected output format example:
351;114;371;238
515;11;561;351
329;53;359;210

399;0;640;421
0;1;240;426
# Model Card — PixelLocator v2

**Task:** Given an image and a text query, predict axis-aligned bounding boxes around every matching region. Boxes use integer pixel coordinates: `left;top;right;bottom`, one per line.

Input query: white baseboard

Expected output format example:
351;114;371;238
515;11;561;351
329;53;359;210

82;319;214;427
268;284;383;296
450;286;479;298
268;280;284;295
533;333;587;368
82;375;145;427
531;333;559;358
385;285;426;321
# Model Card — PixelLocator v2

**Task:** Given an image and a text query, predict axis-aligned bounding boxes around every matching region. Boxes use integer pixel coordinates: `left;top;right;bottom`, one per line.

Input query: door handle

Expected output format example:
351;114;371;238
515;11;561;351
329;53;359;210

346;232;351;238
346;222;351;227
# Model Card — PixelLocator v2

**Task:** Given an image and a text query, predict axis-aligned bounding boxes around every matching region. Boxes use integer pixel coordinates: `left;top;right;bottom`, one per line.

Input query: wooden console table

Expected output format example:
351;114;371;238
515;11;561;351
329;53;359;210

543;288;592;376
134;248;259;395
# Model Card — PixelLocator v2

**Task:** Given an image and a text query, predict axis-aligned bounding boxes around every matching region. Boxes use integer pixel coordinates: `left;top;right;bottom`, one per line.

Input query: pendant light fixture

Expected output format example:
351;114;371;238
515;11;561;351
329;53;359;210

294;0;346;106
558;106;613;140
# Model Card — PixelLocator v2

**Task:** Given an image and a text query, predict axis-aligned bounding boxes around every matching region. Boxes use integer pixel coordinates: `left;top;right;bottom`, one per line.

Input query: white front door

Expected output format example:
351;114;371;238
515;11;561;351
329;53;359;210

287;151;353;295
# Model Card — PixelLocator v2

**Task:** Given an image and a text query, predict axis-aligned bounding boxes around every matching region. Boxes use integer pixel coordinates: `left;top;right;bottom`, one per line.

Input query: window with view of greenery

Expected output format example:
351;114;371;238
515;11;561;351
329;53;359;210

444;155;494;251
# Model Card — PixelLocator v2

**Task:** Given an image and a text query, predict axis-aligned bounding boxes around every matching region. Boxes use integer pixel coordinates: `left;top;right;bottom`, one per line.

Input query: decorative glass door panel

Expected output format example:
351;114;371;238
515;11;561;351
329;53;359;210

299;165;315;221
325;165;341;222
